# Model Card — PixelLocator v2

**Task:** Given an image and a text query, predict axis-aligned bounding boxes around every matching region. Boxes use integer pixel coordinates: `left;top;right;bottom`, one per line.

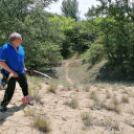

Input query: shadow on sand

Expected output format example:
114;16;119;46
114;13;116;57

0;104;26;125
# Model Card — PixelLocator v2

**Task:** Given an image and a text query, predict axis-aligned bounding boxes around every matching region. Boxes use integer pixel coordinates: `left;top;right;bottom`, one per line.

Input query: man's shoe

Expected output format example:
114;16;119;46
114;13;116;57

0;107;7;113
28;101;34;106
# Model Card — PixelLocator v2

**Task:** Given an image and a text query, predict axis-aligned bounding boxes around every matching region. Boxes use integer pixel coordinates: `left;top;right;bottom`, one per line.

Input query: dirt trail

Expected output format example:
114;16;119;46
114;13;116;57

65;61;73;85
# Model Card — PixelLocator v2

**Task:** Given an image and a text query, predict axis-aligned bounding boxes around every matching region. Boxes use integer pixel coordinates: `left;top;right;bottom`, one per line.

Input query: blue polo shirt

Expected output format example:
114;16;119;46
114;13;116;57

0;43;25;74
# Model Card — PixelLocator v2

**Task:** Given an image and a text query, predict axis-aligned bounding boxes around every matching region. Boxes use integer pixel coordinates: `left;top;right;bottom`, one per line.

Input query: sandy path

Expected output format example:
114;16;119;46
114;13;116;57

65;61;73;85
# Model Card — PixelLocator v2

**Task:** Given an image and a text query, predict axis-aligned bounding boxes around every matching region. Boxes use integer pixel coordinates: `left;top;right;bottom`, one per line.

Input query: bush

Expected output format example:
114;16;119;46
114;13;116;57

25;41;63;69
82;43;105;65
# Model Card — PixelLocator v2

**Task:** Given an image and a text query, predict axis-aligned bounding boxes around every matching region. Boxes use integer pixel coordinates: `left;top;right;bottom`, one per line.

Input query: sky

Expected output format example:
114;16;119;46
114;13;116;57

45;0;100;20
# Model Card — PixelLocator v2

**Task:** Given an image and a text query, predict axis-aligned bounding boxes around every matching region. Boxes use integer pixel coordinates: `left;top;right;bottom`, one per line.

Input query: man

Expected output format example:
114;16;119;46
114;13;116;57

0;32;33;112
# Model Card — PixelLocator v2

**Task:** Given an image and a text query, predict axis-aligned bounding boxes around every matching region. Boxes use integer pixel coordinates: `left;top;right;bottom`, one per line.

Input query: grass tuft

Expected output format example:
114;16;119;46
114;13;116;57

47;85;57;93
70;98;79;109
81;112;93;127
121;95;129;103
34;115;51;133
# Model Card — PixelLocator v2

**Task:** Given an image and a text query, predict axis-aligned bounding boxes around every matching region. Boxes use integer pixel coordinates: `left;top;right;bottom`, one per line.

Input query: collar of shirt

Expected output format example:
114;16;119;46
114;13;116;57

8;42;19;53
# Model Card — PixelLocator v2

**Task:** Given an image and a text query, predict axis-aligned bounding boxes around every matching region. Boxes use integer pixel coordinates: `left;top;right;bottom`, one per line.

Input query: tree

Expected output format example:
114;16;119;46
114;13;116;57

0;0;62;69
86;0;134;76
61;0;80;21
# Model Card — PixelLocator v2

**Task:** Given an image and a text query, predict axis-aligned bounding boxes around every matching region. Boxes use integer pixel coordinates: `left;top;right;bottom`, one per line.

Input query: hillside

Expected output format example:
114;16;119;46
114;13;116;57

0;60;134;134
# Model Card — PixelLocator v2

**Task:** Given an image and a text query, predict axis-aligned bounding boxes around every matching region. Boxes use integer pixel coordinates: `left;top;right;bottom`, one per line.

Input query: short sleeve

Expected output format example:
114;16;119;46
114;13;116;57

0;46;7;62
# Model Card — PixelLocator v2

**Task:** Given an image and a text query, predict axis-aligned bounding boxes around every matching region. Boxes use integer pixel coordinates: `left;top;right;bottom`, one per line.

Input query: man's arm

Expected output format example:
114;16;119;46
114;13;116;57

0;62;18;77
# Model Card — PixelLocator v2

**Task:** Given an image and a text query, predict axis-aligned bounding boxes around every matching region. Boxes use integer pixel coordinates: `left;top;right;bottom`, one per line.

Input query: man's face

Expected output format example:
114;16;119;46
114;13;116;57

13;36;22;47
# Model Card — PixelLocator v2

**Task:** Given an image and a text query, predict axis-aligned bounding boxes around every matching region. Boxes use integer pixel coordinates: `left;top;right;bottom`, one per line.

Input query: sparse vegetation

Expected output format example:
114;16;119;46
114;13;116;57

106;90;111;99
124;118;133;127
105;98;121;114
23;109;36;117
34;115;51;133
63;99;70;106
47;85;57;93
99;118;120;131
85;85;90;92
81;112;93;127
89;91;98;102
33;93;42;104
70;98;79;109
121;95;129;103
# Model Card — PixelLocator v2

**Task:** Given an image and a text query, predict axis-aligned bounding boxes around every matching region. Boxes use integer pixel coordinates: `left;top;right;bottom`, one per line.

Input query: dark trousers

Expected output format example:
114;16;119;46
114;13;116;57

1;73;28;107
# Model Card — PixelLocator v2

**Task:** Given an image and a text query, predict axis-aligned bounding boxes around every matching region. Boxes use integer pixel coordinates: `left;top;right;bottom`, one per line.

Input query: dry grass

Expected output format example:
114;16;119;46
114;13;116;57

70;98;79;109
87;103;95;110
105;96;121;114
23;109;36;117
121;95;129;103
33;93;42;104
36;83;42;89
34;115;51;133
84;85;90;92
106;90;111;99
99;118;120;131
63;99;70;106
81;112;93;127
27;75;44;85
124;118;133;127
89;91;98;102
112;85;118;91
47;85;57;93
112;95;118;107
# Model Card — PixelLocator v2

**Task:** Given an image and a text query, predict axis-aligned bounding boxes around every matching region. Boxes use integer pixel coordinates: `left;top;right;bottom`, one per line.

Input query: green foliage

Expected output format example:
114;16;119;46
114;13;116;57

61;20;99;58
61;0;80;21
82;43;104;65
0;0;63;70
25;41;63;69
86;0;134;76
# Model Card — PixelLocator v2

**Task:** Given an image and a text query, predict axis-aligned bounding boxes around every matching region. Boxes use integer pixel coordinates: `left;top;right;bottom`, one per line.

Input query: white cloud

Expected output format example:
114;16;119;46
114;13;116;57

45;0;100;19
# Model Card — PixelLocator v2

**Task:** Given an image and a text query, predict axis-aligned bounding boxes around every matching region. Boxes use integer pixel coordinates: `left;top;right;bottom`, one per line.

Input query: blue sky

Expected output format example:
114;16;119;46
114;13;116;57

45;0;100;20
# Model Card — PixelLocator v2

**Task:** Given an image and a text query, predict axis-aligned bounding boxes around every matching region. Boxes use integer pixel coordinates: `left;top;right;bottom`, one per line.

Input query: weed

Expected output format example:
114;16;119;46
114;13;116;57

124;118;133;127
81;112;93;127
105;99;121;114
113;121;120;131
63;99;70;106
106;90;111;99
99;118;120;131
33;93;42;104
121;95;129;103
24;109;36;117
36;83;42;89
85;86;90;92
47;85;57;93
87;103;95;110
89;91;98;102
34;115;51;133
70;98;79;109
112;95;118;107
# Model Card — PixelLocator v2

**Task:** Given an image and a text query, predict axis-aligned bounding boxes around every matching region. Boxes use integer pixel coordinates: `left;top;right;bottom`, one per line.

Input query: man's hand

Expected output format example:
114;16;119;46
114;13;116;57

0;62;18;78
11;71;18;78
24;67;27;73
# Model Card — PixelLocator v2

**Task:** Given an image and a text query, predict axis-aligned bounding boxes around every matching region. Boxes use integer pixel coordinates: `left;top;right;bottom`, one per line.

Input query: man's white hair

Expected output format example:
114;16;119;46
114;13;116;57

8;32;21;42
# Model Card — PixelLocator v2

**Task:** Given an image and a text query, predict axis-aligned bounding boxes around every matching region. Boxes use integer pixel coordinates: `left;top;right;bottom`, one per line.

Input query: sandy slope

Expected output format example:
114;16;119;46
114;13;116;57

0;81;134;134
0;60;134;134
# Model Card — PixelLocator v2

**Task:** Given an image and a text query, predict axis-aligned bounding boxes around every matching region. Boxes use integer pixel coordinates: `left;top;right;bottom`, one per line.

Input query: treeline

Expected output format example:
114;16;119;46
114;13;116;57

1;0;134;77
0;0;98;70
86;0;134;77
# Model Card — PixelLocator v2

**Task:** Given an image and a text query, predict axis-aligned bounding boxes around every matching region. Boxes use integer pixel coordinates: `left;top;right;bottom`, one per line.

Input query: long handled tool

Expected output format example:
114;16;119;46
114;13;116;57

26;70;52;79
1;73;14;89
